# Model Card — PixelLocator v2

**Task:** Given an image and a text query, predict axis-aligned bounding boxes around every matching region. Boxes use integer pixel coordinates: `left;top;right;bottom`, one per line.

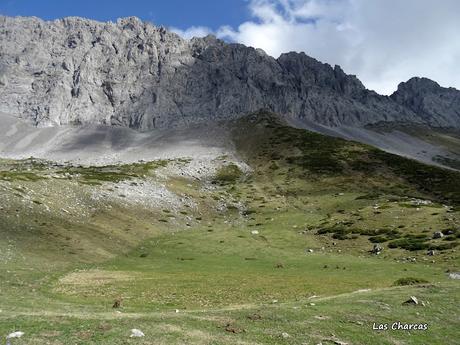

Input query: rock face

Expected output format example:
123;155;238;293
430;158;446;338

391;77;460;128
0;15;458;130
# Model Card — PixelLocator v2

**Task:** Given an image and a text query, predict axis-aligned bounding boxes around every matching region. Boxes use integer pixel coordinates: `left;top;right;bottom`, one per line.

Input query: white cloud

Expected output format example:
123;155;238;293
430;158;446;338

170;26;213;40
173;0;460;95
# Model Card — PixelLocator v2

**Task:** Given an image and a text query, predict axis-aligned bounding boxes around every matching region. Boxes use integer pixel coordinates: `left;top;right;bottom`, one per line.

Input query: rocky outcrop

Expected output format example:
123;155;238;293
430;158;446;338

391;77;460;128
0;15;458;130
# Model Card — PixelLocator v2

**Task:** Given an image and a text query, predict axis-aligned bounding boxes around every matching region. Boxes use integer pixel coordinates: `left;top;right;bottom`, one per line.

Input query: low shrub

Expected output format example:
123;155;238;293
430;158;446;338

214;164;243;184
393;277;429;286
388;238;429;251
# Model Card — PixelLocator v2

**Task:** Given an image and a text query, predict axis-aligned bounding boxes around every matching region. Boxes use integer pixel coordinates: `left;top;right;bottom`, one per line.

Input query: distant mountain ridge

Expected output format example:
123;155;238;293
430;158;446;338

0;15;459;130
391;77;460;128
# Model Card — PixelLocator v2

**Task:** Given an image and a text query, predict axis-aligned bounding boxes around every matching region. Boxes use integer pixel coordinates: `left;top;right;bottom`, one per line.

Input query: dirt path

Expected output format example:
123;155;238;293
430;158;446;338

0;286;401;320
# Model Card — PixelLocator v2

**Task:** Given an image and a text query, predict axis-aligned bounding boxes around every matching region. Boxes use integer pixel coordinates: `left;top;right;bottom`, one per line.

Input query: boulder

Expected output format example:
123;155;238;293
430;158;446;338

433;231;444;239
402;296;419;305
130;329;145;338
371;244;383;255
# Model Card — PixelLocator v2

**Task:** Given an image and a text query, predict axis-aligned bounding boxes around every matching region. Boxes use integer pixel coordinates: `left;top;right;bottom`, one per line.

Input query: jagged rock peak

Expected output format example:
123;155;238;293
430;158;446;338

0;15;457;130
396;77;441;92
391;77;460;128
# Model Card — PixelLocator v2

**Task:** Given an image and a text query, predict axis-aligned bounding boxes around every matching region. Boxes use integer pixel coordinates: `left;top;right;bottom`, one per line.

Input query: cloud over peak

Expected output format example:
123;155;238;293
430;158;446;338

171;0;460;95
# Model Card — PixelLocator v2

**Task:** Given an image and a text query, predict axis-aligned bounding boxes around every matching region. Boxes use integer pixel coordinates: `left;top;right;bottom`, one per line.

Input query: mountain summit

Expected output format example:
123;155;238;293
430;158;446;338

391;77;460;127
1;15;458;130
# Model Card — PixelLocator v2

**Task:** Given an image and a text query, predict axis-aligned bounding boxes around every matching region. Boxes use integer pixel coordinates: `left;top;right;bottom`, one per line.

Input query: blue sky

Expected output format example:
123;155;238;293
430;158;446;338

0;0;250;31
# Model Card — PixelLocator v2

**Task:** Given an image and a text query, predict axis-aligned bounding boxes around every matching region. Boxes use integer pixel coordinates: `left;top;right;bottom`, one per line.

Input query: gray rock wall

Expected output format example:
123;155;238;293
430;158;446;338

0;16;458;130
391;77;460;128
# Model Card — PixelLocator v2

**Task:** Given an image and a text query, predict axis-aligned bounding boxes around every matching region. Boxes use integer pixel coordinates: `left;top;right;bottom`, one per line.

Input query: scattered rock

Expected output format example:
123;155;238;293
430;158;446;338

6;331;24;339
448;272;460;280
433;231;444;239
130;329;145;338
402;296;419;305
371;244;383;255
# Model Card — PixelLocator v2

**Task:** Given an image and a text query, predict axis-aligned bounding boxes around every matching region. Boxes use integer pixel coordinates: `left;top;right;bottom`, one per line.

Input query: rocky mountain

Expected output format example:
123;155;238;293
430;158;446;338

1;15;458;131
391;77;460;128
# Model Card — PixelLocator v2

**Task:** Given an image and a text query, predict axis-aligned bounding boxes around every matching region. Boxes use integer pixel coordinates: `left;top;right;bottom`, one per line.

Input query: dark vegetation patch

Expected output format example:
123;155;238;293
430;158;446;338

315;224;459;251
429;242;459;251
369;150;460;205
276;128;347;175
236;111;460;206
0;158;168;184
0;170;46;182
393;277;429;286
58;160;168;184
0;158;51;181
317;226;402;242
387;233;459;251
214;164;243;184
388;238;430;251
441;228;458;236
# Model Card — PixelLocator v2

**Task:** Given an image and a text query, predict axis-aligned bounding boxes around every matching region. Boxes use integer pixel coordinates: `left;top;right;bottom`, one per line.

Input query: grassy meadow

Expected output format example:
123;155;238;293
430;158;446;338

0;112;459;344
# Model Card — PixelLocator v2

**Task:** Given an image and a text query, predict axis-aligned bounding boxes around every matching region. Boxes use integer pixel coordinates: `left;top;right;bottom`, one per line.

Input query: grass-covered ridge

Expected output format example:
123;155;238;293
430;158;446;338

0;158;169;185
233;111;460;206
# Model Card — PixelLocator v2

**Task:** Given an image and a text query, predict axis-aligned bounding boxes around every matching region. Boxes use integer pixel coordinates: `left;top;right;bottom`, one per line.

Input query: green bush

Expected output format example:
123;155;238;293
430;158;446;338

429;242;459;251
214;164;243;184
369;235;389;243
388;238;429;251
332;233;349;240
393;277;429;286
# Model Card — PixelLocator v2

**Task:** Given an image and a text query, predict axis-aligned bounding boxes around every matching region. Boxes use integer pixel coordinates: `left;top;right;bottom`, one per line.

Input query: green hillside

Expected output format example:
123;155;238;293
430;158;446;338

0;112;458;344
